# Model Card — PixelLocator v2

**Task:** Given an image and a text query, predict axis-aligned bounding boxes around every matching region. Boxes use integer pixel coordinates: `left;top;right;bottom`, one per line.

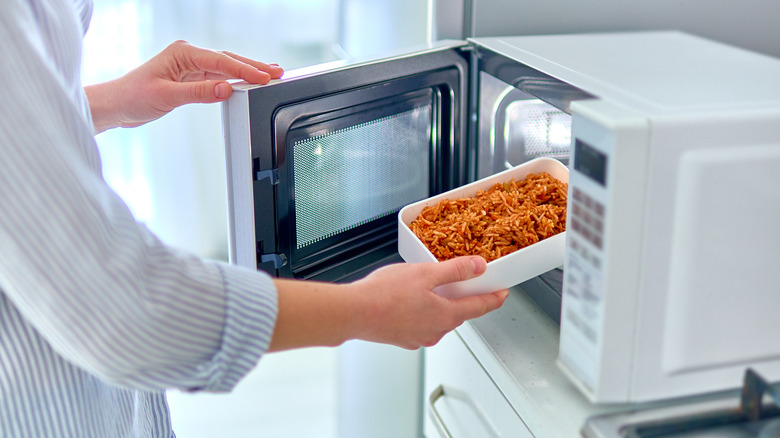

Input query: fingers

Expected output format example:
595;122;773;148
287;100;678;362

423;256;509;326
451;289;510;322
181;45;284;104
221;50;284;81
165;80;234;107
163;40;283;85
187;44;283;85
427;256;488;287
215;82;232;99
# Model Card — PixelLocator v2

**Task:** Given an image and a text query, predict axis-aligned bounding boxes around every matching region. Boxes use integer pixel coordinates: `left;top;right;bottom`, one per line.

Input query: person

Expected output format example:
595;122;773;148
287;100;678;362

0;0;509;436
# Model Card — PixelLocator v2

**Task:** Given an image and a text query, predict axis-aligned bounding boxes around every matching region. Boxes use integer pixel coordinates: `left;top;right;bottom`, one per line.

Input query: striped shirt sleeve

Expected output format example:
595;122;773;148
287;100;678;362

0;0;277;394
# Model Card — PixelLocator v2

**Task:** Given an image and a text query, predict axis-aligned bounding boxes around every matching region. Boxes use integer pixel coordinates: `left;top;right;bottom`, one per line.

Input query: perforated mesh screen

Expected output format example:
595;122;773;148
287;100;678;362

293;106;432;249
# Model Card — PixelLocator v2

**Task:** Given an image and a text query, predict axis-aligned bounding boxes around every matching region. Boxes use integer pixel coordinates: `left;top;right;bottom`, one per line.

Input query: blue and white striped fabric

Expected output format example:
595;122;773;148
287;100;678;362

0;0;278;436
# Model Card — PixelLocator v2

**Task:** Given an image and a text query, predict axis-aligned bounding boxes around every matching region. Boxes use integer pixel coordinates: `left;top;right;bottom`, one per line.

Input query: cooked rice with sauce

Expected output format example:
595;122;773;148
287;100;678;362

409;172;567;263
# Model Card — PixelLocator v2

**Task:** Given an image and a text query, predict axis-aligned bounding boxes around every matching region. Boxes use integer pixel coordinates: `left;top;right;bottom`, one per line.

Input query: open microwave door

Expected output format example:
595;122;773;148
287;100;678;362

222;41;471;282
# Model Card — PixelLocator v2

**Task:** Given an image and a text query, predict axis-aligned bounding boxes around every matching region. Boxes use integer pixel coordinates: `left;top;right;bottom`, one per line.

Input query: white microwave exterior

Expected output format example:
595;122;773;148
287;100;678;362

559;100;780;404
473;31;780;403
559;101;780;403
634;108;780;402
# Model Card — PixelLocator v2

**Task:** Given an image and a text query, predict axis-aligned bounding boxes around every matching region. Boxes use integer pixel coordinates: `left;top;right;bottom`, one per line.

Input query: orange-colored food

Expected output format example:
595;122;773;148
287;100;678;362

410;172;567;262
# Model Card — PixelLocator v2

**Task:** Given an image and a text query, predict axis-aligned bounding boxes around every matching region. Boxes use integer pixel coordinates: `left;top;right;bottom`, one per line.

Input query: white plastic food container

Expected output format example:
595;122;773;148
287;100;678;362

398;157;569;299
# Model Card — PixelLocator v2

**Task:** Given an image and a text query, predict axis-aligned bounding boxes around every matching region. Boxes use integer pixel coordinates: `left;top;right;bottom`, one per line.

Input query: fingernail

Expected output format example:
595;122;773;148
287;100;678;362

215;82;231;99
471;257;486;275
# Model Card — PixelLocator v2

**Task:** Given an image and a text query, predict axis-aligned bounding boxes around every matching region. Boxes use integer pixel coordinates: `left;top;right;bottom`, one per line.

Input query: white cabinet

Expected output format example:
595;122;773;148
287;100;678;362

424;330;533;437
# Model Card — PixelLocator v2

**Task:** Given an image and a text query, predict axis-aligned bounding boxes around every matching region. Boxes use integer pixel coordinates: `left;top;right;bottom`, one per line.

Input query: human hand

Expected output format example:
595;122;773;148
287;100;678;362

268;256;508;352
348;256;509;349
85;40;284;133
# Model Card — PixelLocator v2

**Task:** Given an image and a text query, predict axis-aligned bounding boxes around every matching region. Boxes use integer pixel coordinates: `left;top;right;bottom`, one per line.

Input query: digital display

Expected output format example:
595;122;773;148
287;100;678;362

573;139;607;186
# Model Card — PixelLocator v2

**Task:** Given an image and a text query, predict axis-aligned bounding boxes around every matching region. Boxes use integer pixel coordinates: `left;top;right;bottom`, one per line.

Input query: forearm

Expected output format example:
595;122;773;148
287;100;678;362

269;279;368;352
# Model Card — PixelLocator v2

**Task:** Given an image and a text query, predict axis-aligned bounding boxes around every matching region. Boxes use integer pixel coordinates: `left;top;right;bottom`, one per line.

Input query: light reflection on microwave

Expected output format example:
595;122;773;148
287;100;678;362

506;100;571;167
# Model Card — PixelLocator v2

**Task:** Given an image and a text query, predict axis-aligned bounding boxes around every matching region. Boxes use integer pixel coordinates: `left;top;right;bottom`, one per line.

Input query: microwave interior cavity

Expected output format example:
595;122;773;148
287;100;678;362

477;71;572;180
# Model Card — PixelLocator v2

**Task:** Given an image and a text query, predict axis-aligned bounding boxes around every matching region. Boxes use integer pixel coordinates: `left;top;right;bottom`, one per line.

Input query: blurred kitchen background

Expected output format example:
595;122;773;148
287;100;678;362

82;0;429;437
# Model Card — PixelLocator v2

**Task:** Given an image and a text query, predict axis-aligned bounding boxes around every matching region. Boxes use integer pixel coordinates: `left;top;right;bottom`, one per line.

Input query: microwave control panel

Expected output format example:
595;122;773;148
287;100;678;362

558;98;650;402
559;137;611;394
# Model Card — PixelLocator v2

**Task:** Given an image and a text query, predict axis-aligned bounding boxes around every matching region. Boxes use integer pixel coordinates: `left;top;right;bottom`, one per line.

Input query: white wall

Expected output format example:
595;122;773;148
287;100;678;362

337;0;430;59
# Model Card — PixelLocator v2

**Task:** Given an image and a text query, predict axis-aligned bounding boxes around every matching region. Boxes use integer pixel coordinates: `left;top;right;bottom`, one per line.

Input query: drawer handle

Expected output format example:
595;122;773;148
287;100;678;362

428;385;453;438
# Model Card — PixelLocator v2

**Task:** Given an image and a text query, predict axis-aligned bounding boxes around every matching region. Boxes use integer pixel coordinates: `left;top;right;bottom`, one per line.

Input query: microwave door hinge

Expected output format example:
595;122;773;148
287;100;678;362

252;167;283;271
259;252;288;269
255;168;280;185
463;44;487;60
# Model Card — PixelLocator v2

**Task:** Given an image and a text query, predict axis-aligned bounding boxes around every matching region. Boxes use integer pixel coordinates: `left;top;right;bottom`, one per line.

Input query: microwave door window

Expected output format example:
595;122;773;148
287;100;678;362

292;105;431;252
276;86;440;280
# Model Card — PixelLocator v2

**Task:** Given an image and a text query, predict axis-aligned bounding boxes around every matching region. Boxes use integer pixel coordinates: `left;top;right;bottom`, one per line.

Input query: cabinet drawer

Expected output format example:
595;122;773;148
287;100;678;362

424;331;533;437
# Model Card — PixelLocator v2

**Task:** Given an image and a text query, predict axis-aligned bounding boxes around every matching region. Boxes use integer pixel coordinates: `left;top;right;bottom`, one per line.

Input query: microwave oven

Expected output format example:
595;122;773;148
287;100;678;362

221;36;576;291
515;31;780;404
222;31;780;404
